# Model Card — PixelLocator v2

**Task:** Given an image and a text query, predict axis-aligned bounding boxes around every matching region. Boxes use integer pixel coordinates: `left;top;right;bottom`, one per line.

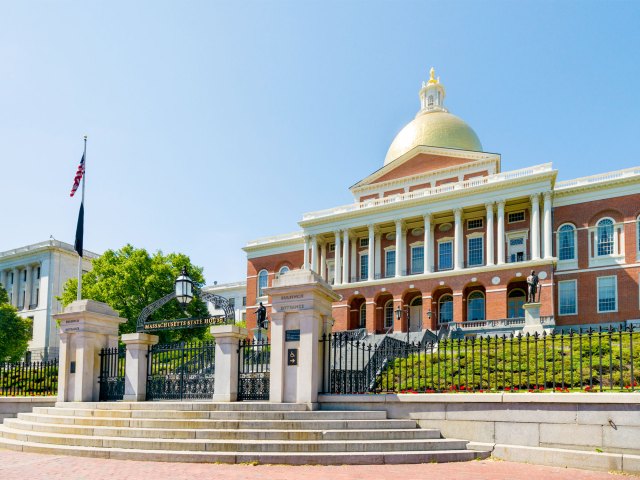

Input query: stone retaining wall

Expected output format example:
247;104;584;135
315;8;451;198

0;397;57;421
319;393;640;473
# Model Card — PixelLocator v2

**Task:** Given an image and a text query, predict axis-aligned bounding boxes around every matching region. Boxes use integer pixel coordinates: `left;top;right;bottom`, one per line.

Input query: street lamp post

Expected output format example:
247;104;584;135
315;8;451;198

395;305;410;345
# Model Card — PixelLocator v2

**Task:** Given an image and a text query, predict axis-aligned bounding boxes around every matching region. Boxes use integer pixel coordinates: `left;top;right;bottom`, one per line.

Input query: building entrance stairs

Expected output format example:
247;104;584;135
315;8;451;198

0;401;489;464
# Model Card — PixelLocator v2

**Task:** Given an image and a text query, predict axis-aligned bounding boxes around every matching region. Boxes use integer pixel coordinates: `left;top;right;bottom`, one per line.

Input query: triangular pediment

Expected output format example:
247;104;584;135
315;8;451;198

351;146;500;193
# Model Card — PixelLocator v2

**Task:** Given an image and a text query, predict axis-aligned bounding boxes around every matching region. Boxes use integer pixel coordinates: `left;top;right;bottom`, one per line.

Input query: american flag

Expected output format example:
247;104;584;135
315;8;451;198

70;153;85;197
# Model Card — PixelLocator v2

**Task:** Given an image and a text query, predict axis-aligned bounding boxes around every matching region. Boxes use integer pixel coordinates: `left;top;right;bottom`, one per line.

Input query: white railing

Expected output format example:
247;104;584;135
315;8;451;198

245;231;304;248
455;316;556;331
555;166;640;190
302;163;553;221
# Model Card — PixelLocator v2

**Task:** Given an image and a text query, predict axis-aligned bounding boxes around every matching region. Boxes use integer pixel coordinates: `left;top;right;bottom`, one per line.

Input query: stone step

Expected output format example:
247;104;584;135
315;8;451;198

4;418;440;441
34;407;387;421
18;412;418;431
0;426;468;453
55;401;310;412
0;436;489;465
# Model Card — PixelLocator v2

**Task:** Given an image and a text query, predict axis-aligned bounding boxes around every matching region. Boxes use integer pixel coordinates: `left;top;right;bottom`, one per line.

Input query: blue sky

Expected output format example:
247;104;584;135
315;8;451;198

2;1;639;283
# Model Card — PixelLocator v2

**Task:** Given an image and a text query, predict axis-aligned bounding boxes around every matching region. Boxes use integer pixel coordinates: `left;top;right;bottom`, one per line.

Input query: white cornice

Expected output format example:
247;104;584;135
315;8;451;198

351;146;501;192
300;164;556;229
0;240;99;261
553;167;640;207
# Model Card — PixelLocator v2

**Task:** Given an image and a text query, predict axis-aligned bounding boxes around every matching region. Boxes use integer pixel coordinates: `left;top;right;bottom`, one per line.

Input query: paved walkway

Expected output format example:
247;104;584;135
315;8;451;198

0;450;636;480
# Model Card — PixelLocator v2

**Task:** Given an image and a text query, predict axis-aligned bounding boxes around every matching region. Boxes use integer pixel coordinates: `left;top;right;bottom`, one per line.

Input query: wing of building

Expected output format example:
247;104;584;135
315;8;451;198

244;68;640;338
0;240;98;360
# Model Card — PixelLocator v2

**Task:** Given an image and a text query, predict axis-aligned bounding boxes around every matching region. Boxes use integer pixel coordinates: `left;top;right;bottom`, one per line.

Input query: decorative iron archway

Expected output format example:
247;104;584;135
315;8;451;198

136;291;235;333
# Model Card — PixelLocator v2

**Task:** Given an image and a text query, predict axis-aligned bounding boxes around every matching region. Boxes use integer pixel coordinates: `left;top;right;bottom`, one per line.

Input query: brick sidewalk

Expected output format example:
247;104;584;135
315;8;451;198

0;450;636;480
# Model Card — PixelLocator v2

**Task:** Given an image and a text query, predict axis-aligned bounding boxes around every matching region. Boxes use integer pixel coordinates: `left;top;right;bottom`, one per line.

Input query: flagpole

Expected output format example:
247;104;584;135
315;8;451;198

77;136;87;301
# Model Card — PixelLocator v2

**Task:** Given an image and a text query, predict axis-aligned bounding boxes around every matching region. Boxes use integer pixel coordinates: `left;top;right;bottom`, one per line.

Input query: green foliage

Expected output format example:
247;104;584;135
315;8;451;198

0;283;33;362
381;331;640;392
0;363;58;396
59;244;210;343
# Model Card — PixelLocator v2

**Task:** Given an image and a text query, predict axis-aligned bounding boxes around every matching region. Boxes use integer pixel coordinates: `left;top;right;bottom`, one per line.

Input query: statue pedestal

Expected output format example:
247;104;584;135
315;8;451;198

252;327;268;341
522;303;544;336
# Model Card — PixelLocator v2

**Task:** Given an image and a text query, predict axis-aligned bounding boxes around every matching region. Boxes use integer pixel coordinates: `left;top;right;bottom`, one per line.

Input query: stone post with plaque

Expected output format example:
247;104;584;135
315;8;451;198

54;300;126;402
265;269;339;405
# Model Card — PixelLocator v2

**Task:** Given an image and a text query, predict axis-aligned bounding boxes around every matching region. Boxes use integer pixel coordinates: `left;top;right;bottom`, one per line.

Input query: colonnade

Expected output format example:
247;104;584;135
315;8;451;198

0;263;40;310
301;192;553;286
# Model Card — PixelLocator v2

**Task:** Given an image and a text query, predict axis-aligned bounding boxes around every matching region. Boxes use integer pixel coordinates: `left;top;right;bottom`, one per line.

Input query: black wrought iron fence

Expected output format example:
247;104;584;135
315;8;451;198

146;341;215;401
321;326;639;394
0;360;58;396
238;338;270;401
98;346;126;401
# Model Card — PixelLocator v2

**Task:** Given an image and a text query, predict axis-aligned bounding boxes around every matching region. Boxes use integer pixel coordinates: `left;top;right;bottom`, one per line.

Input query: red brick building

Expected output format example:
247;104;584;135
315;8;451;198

244;68;640;337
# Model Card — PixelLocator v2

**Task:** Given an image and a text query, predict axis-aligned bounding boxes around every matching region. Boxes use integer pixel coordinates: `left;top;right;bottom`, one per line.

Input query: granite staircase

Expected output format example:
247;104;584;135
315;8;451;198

0;401;489;464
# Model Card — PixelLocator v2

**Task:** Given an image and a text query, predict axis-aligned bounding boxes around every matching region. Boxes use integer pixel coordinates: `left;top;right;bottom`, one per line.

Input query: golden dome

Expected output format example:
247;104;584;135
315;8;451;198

384;111;483;165
383;68;482;166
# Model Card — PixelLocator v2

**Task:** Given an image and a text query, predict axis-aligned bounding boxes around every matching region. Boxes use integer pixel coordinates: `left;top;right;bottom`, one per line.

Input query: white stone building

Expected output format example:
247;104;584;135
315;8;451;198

0;240;97;360
202;281;248;324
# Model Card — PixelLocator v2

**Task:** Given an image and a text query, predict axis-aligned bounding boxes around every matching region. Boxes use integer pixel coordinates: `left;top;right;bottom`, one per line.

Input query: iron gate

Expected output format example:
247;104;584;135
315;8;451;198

98;346;126;401
237;338;270;401
146;341;215;401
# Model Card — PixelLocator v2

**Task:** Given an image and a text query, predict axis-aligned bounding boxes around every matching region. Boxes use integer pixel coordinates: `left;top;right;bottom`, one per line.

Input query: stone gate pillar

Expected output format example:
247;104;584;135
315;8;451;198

210;324;248;402
265;269;340;405
54;300;125;402
122;333;159;401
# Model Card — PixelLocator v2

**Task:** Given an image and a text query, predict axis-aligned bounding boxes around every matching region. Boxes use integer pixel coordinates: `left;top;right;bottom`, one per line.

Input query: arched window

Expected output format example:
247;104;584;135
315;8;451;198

438;295;453;323
384;300;394;330
507;289;526;318
278;266;290;276
467;291;485;321
428;95;434;107
558;224;576;260
257;270;268;297
359;303;366;328
597;218;614;256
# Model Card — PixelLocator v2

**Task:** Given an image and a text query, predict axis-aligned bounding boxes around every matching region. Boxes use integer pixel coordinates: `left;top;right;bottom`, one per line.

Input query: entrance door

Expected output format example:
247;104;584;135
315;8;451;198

409;297;423;332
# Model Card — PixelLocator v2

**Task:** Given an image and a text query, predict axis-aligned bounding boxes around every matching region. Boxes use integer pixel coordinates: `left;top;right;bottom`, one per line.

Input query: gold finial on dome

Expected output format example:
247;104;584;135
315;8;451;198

428;66;437;85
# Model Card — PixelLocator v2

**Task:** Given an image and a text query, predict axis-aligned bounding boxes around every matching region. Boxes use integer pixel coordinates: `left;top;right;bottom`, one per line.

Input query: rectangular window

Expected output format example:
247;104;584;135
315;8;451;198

508;211;525;223
467;218;483;230
329;243;336;252
360;254;368;280
438;241;453;270
37;267;41;279
558;280;577;315
411;246;424;274
385;250;396;277
359;238;369;248
242;296;247;307
228;298;235;309
468;237;484;266
597;276;617;313
241;312;246;321
23;270;27;281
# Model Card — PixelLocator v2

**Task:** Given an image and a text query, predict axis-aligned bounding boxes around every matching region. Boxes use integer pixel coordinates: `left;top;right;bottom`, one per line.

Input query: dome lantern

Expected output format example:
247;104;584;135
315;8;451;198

419;67;446;113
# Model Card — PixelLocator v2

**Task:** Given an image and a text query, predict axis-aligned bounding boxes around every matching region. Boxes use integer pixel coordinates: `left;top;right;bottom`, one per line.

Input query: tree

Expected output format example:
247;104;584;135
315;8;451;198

59;245;210;343
0;283;33;362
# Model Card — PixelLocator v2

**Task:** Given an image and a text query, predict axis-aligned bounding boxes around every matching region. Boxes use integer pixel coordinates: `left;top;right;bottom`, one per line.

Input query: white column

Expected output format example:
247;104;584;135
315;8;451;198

24;265;33;309
334;231;341;286
122;333;159;401
209;325;248;402
485;203;494;266
423;213;432;274
497;200;505;265
320;242;327;280
530;194;541;260
395;220;402;277
11;268;19;307
401;225;407;275
342;230;349;284
350;235;357;282
368;224;375;281
0;270;6;292
543;191;553;259
303;236;310;270
310;235;318;272
374;230;381;279
454;208;463;270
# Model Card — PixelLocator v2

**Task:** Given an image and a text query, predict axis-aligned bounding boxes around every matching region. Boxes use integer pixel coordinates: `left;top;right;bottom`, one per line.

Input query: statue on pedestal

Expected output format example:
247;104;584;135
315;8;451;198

526;270;539;303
